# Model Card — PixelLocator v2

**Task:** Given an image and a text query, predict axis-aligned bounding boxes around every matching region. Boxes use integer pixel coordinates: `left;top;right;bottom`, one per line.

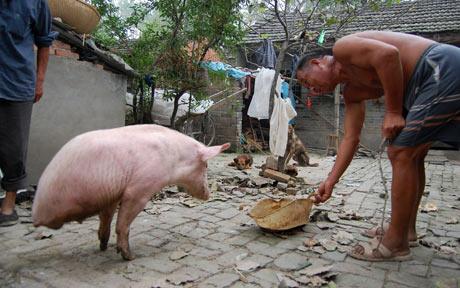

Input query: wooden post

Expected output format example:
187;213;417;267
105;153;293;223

325;86;341;156
334;85;340;151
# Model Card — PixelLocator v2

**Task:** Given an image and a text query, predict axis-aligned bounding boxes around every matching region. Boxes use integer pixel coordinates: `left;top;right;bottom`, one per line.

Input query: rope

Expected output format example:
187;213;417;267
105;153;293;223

376;137;389;249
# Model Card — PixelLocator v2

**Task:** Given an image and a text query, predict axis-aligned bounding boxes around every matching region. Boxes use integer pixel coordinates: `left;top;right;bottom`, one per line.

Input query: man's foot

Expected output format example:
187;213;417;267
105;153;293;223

348;237;411;262
0;210;19;227
362;223;419;247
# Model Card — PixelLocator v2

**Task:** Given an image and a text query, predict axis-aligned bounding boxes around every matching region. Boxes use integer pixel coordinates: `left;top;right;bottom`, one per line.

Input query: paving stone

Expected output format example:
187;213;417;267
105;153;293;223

257;235;284;246
387;271;431;288
371;261;400;272
165;266;209;285
201;208;222;215
411;246;435;262
186;227;212;239
132;256;181;273
244;254;273;268
321;251;347;262
199;239;233;252
247;241;288;258
332;261;386;280
253;268;281;284
216;248;250;267
200;214;223;223
431;258;460;269
430;277;459;288
400;260;428;277
429;266;460;278
446;231;460;238
335;273;384;288
178;256;221;274
274;238;303;250
227;235;257;246
274;252;311;271
217;225;243;235
215;208;240;220
202;272;240;287
207;232;235;242
197;220;219;229
229;282;261;288
384;281;412;288
188;246;222;258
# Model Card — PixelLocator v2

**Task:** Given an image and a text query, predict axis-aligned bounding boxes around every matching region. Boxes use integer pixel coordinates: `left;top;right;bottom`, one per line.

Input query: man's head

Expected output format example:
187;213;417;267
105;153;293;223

295;55;339;95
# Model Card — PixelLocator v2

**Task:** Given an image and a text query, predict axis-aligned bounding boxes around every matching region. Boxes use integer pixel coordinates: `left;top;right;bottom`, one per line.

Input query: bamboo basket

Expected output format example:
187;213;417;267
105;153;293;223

48;0;101;34
249;197;314;231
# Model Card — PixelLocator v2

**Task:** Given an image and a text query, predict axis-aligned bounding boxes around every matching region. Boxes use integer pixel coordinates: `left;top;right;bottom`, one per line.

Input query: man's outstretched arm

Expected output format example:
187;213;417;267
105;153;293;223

315;90;365;203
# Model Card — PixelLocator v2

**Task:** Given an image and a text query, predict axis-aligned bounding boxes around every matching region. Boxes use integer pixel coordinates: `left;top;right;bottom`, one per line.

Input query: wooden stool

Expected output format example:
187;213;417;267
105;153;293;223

325;134;339;156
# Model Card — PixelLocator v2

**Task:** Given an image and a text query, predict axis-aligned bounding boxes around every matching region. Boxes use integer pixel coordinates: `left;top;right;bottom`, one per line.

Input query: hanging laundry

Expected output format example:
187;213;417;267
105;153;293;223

281;81;289;98
280;81;297;124
317;30;326;45
255;39;277;69
270;96;297;157
248;68;282;120
247;68;281;120
200;61;250;80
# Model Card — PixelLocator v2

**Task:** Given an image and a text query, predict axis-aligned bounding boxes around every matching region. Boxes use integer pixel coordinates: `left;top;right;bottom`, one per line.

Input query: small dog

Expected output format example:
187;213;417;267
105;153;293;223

285;126;318;167
228;154;253;170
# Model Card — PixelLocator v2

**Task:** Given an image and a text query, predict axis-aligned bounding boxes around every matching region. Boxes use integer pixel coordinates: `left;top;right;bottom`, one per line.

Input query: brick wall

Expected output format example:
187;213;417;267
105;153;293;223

295;90;385;151
35;40;104;70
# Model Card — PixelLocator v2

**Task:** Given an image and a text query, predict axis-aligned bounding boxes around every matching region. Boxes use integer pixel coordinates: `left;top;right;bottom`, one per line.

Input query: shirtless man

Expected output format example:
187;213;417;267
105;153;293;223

296;31;460;261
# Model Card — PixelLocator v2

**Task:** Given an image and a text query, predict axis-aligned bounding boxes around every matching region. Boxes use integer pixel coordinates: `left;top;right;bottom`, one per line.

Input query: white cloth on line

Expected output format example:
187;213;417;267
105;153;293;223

269;96;297;157
247;68;282;120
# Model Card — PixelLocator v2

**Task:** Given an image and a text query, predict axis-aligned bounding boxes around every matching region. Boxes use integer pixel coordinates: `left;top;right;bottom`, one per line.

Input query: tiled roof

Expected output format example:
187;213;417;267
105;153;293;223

244;0;460;44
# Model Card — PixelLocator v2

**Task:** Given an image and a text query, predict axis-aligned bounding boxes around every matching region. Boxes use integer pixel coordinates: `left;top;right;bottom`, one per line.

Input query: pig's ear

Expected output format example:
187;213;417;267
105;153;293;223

200;143;231;162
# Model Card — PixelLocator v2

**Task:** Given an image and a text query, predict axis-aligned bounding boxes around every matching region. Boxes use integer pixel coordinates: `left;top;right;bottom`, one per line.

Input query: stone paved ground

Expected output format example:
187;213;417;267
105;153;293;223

1;151;459;288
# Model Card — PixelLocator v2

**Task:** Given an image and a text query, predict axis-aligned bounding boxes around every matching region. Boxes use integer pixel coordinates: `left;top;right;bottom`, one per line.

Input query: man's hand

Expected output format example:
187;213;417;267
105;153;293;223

313;179;335;204
382;112;405;140
35;80;44;102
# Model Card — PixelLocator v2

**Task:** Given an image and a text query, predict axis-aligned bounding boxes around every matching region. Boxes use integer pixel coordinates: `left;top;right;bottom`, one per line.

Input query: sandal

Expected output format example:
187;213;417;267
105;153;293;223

361;223;419;247
0;210;19;227
348;238;412;262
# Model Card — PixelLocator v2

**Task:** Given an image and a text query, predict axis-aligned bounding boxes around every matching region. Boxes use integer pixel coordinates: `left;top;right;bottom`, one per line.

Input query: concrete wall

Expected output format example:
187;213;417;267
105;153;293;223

27;55;127;184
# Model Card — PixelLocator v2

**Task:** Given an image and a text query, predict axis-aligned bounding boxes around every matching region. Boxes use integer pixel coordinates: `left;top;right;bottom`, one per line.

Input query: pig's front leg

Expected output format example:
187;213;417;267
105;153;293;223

98;202;118;251
115;193;150;260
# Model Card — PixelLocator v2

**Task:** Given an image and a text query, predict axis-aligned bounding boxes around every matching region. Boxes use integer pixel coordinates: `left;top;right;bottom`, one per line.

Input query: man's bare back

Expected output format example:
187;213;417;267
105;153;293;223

335;31;435;102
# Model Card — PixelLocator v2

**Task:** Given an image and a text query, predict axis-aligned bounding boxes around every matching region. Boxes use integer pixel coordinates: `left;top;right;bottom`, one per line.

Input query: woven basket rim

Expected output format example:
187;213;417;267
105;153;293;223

75;0;101;19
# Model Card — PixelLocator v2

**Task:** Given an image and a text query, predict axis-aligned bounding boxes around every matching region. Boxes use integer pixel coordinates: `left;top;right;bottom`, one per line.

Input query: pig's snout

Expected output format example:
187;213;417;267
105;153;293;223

33;219;64;230
186;183;210;200
195;187;210;200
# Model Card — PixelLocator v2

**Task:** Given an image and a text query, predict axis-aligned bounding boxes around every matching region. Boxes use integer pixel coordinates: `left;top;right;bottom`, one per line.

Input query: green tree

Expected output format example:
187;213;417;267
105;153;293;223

88;0;245;127
126;0;246;127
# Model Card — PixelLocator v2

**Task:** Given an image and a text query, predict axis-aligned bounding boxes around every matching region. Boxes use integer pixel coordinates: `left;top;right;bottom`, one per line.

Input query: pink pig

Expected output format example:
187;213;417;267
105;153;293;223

32;124;230;260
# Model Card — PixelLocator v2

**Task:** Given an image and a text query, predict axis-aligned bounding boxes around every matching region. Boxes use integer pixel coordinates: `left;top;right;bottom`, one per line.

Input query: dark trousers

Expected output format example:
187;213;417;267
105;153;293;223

0;100;33;192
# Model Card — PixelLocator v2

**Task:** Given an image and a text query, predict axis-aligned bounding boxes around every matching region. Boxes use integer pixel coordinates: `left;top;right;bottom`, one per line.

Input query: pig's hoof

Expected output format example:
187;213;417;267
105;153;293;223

116;246;135;261
100;242;108;251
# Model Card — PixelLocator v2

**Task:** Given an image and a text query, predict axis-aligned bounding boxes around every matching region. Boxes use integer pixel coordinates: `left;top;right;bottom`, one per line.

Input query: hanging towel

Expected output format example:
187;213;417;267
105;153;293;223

270;96;297;156
280;81;297;125
247;68;281;120
255;39;277;69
